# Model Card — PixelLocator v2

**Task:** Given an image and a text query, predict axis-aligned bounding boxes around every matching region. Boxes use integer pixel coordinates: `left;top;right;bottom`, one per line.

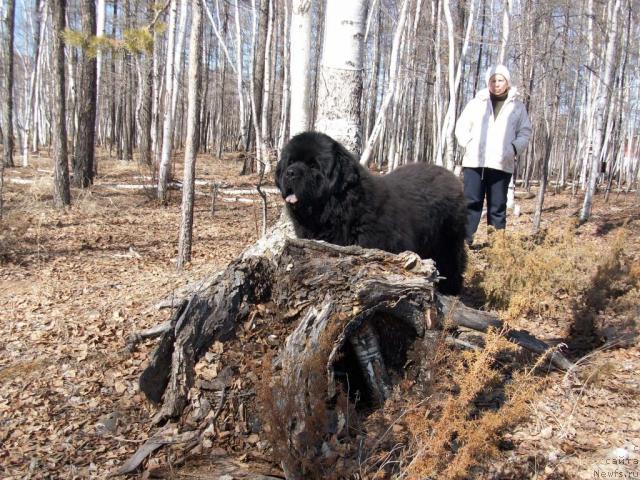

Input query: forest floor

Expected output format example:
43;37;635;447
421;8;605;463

0;151;638;479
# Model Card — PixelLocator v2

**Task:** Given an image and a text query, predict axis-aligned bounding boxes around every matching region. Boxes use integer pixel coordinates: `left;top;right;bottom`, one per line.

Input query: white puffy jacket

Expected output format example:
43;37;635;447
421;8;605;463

455;87;532;174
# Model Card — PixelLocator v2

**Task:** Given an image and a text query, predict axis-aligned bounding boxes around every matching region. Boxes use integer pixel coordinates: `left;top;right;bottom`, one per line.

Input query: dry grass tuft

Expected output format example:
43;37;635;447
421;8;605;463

402;330;545;480
26;175;54;204
480;223;600;319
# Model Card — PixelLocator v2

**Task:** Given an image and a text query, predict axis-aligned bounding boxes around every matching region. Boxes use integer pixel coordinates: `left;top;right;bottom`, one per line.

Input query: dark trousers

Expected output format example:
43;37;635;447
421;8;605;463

463;167;512;243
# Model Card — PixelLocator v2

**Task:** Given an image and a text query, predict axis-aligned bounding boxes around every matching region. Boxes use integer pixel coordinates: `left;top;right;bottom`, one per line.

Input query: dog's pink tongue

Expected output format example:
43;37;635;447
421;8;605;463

285;194;298;204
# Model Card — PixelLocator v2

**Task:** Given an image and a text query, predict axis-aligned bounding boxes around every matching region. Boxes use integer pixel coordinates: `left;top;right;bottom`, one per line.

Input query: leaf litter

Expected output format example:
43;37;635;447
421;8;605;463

0;154;639;479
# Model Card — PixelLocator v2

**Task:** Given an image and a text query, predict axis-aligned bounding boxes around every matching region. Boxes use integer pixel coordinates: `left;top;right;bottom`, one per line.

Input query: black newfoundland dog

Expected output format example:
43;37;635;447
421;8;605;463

275;131;467;295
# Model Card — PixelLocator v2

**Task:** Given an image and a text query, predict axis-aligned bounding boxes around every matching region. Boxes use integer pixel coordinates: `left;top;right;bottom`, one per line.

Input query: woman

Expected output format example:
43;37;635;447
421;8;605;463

455;65;532;246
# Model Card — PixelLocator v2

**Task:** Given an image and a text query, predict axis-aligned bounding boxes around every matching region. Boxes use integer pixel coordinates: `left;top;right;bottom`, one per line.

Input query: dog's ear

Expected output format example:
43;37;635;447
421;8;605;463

329;140;360;192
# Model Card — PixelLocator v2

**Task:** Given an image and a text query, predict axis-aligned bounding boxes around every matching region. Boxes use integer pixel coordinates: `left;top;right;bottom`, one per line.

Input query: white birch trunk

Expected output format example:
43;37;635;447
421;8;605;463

498;0;511;64
249;0;265;163
177;0;203;268
151;26;162;163
276;0;291;154
439;0;475;170
95;0;105;144
203;0;236;73
171;0;188;124
288;0;312;136
314;0;368;154
233;0;248;150
580;0;621;223
359;0;408;166
157;0;179;201
433;0;443;166
22;0;46;166
259;0;274;172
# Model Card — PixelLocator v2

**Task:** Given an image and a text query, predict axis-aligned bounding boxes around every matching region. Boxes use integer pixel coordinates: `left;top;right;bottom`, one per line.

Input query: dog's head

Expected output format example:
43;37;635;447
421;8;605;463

275;131;360;211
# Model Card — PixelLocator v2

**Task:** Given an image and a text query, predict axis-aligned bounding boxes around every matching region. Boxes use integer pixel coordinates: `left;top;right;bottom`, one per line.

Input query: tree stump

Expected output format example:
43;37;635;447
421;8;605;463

133;213;572;478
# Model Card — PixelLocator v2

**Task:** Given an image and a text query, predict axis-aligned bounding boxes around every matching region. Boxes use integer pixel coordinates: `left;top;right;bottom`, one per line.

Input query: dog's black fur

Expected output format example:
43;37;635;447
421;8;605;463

275;131;468;294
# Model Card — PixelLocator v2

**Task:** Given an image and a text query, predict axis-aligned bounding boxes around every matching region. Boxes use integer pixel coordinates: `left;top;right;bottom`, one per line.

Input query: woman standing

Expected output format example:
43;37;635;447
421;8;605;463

455;65;532;246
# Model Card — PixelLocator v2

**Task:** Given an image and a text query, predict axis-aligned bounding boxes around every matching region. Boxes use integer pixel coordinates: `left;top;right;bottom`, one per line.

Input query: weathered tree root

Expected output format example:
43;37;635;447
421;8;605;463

138;236;573;427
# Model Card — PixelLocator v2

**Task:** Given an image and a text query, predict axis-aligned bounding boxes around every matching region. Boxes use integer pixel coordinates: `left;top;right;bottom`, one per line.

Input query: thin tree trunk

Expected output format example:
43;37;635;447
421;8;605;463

250;0;269;166
158;0;179;202
22;0;43;167
138;4;155;166
109;0;118;156
580;0;621;223
258;0;274;172
359;0;407;165
2;0;15;167
233;0;248;151
67;35;78;163
215;6;228;159
276;0;291;155
440;0;475;171
31;2;48;154
177;0;203;268
51;0;70;206
498;0;511;64
366;1;381;143
73;0;97;187
95;0;105;148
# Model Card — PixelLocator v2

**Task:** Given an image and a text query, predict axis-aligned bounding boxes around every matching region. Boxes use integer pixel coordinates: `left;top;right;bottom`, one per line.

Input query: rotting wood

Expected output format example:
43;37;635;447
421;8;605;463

132;213;574;476
139;228;573;422
435;294;574;370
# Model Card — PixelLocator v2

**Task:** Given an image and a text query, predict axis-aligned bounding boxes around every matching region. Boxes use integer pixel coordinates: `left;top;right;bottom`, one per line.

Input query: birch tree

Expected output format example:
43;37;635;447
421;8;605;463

580;0;621;223
233;0;248;150
315;0;368;154
177;0;203;268
498;0;511;64
95;0;105;143
439;0;475;170
360;0;408;166
2;0;15;167
259;0;274;171
276;0;291;153
288;0;312;136
21;0;44;167
51;0;71;207
157;0;179;202
250;0;269;167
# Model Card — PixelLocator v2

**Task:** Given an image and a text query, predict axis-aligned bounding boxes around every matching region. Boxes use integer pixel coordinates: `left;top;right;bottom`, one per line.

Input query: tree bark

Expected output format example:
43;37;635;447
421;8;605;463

580;0;621;223
22;0;43;167
360;0;407;167
233;0;249;151
177;0;203;269
158;0;179;202
73;0;97;187
137;4;155;167
288;0;312;136
259;0;275;172
315;0;368;155
136;228;573;478
2;0;15;168
51;0;71;207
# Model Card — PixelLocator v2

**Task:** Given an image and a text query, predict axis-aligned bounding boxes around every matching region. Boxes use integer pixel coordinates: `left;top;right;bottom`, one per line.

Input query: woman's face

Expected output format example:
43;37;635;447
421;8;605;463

488;74;508;96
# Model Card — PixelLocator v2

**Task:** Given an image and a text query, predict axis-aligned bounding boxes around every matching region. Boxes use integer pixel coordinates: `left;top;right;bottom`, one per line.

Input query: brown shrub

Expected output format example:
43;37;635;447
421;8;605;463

402;330;545;480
